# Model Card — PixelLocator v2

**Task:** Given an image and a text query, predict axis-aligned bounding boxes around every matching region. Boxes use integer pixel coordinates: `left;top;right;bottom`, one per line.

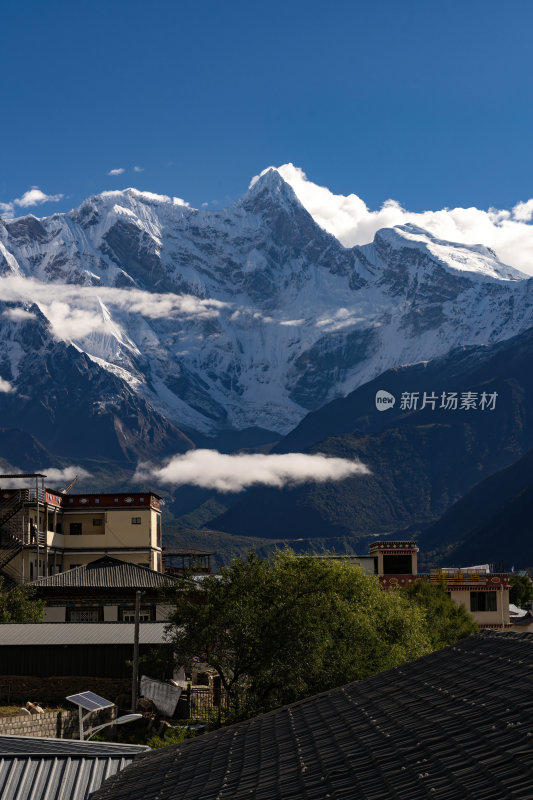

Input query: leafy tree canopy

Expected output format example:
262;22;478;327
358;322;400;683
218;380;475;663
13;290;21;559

0;576;45;622
509;573;533;608
166;550;433;720
405;579;478;650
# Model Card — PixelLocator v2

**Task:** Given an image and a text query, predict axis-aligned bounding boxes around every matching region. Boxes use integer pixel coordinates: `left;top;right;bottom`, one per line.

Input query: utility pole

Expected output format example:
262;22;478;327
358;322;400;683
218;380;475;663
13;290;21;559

131;590;141;712
35;475;39;578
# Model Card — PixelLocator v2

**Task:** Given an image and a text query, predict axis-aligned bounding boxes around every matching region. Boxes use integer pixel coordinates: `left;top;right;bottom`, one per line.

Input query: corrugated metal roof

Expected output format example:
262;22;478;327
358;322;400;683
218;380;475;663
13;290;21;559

32;557;179;589
0;622;168;646
0;736;147;800
0;736;147;756
92;631;533;800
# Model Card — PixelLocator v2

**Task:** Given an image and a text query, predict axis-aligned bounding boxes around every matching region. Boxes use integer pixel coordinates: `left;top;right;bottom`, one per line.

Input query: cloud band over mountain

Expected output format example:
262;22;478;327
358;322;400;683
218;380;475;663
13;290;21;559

0;276;227;339
135;450;369;492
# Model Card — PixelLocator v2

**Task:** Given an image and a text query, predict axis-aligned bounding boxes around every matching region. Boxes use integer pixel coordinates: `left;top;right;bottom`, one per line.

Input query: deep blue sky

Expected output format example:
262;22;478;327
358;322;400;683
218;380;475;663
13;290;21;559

1;0;532;216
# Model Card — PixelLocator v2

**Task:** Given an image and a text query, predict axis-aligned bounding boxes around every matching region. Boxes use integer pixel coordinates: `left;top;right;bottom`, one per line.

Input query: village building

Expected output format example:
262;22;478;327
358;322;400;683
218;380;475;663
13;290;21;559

0;621;169;680
0;474;162;582
31;556;178;623
318;540;511;629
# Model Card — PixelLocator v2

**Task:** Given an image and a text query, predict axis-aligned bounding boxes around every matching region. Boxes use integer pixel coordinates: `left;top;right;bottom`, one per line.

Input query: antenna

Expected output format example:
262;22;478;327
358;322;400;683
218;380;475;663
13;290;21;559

60;475;79;494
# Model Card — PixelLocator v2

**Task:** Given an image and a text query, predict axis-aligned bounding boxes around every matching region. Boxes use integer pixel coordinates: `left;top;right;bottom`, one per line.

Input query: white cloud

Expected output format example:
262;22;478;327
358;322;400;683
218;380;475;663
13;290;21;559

2;308;37;322
0;187;63;217
133;166;144;173
0;377;13;393
15;188;64;208
0;275;228;341
42;301;111;339
0;466;91;489
108;168;125;176
251;164;533;275
135;449;369;492
513;199;533;223
40;466;91;486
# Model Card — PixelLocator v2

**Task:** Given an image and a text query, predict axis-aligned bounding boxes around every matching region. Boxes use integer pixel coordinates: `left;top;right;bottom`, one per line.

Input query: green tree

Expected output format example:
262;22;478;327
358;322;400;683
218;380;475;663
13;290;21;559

166;550;432;720
509;573;533;608
405;580;477;650
0;576;45;622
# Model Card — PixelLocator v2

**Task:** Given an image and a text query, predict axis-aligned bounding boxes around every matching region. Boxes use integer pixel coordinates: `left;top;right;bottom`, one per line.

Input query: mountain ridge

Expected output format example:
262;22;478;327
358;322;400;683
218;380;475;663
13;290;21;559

1;168;532;468
210;324;533;543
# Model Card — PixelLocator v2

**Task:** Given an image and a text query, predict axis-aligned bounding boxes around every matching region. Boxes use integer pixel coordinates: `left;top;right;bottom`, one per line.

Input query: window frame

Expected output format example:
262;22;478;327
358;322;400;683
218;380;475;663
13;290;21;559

67;606;104;623
119;605;155;623
470;591;497;612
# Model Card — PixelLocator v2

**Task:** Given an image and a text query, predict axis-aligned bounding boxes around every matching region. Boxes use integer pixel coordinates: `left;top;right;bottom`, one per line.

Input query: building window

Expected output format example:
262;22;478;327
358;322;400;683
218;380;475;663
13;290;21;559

131;517;141;525
95;499;100;504
119;606;154;622
69;523;82;535
68;607;103;622
382;554;413;574
470;591;497;612
92;519;103;527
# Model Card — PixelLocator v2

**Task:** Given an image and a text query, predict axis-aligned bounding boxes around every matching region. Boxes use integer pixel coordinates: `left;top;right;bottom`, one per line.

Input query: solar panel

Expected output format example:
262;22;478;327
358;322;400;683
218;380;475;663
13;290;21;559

66;691;115;712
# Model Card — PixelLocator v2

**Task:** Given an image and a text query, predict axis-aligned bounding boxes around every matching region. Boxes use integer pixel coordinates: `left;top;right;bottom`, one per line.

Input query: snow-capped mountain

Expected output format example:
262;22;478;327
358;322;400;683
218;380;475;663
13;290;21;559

0;300;193;463
1;168;532;451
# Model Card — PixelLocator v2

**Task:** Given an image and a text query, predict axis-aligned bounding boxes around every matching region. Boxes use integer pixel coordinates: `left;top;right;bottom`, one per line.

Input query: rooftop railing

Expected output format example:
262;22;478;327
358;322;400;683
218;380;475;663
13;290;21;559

429;568;489;582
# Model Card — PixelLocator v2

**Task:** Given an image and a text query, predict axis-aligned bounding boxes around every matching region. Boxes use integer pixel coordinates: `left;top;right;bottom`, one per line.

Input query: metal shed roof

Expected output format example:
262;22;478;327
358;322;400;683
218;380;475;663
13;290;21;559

92;631;533;800
0;622;168;646
0;736;147;800
32;557;179;589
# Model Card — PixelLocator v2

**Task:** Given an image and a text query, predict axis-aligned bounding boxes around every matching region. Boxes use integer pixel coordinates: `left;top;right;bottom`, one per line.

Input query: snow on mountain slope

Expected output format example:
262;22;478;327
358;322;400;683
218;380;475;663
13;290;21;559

0;167;532;440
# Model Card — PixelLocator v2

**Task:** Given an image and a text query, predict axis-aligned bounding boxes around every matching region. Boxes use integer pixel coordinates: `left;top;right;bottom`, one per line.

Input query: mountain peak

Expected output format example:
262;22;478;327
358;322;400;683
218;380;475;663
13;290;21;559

372;224;527;282
241;168;301;211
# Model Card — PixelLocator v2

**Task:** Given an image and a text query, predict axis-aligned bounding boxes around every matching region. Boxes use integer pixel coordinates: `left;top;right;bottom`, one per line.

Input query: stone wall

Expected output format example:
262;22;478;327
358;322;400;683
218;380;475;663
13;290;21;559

0;707;116;739
0;675;130;706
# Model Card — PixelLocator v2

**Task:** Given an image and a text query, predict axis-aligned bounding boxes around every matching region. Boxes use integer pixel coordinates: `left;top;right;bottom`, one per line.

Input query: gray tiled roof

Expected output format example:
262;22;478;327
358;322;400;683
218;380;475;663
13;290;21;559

92;631;533;800
32;557;179;589
0;736;148;800
0;622;168;646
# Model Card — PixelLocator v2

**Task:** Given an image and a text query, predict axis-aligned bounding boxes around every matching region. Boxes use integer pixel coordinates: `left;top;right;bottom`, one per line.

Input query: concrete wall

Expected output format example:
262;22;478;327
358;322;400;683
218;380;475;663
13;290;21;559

43;606;66;622
104;605;118;621
450;587;510;627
